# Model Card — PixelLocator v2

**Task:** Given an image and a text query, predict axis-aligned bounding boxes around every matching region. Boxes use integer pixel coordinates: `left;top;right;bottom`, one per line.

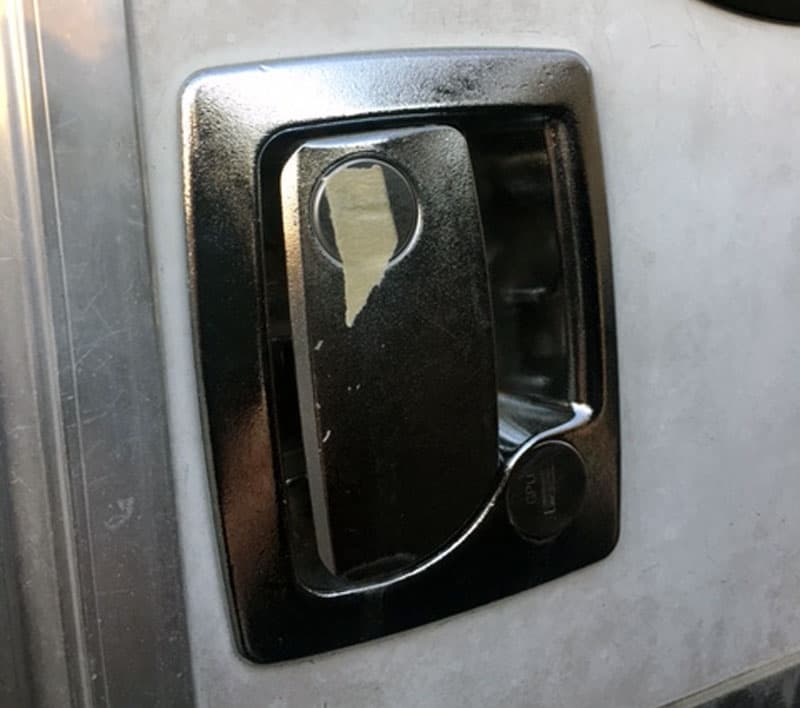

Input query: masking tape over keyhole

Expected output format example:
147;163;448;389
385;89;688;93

313;158;419;327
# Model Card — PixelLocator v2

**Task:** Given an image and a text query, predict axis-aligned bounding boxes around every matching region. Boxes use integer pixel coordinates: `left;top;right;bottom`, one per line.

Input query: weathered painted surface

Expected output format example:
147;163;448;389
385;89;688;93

129;1;800;705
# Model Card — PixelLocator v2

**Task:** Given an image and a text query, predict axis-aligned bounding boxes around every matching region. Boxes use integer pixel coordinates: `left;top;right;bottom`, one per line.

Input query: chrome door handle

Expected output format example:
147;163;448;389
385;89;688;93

183;48;619;662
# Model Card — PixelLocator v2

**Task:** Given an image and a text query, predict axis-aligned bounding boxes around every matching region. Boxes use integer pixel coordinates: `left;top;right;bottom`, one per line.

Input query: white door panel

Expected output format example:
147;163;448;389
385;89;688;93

128;1;800;705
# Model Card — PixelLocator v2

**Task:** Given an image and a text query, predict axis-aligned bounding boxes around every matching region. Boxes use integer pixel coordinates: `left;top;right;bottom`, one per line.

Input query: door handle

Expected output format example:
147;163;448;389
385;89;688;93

183;48;619;661
280;125;497;583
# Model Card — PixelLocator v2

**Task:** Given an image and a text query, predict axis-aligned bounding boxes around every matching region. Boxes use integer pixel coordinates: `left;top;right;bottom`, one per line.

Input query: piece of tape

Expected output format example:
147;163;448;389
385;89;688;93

325;164;398;327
